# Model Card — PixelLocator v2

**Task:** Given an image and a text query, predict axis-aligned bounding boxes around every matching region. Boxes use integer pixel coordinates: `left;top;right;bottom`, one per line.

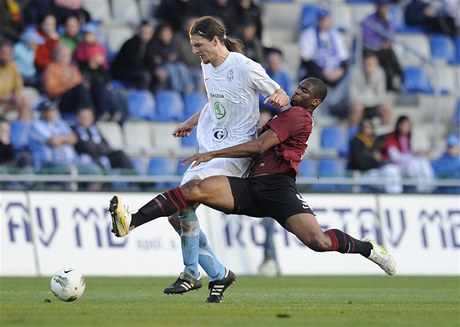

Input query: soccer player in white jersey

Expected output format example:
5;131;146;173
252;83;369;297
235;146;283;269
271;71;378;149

127;16;288;303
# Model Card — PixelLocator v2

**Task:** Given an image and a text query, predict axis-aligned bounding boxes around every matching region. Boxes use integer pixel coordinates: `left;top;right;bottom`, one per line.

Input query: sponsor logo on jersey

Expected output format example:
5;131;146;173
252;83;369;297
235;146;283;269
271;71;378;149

214;102;226;119
227;68;234;82
210;93;224;98
212;128;228;142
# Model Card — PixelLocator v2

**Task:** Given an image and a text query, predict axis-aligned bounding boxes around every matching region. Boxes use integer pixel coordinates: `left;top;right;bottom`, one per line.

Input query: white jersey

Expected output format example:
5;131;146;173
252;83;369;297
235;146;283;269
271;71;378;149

182;52;281;184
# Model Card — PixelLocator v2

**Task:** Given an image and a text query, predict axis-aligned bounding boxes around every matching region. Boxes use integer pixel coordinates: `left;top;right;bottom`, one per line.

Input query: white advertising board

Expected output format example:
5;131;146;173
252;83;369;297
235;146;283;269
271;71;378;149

1;192;459;276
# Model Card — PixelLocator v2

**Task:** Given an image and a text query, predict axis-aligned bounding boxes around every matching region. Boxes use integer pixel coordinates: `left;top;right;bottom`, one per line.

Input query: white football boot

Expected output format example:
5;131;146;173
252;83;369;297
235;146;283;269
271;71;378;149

363;238;397;276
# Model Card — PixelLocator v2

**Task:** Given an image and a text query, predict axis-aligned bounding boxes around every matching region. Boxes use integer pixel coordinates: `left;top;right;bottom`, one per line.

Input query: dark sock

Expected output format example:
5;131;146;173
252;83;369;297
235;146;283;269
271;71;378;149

325;229;372;257
131;187;187;228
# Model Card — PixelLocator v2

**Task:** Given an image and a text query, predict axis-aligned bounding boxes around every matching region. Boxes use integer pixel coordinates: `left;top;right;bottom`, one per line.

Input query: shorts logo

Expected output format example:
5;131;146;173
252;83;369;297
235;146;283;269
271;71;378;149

212;128;228;142
214;102;226;119
227;68;234;82
296;194;310;209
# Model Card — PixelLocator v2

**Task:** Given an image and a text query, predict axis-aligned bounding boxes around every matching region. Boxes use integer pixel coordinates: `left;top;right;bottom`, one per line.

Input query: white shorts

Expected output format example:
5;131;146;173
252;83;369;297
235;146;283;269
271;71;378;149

180;157;252;185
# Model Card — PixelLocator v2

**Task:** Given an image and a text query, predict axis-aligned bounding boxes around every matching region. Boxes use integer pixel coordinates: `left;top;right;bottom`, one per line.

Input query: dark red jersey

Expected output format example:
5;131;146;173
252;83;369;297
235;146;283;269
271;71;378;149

249;106;313;177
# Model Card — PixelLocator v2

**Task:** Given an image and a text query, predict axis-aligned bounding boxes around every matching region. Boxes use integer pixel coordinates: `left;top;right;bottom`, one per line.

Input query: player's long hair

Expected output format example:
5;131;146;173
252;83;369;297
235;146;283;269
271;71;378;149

189;16;244;54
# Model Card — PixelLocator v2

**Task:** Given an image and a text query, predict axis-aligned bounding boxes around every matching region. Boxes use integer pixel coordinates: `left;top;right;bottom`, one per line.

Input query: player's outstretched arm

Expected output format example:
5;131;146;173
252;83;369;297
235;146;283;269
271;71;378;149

264;88;289;108
182;128;281;168
172;109;202;137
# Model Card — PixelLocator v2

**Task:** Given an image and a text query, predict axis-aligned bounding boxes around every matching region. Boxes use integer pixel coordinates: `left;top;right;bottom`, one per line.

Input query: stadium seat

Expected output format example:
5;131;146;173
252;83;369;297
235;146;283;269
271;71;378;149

183;91;207;118
96;121;124;150
111;0;141;25
10;120;31;151
394;34;431;67
453;36;460;65
403;66;433;94
123;121;153;156
150;122;192;157
320;126;348;157
83;0;112;23
129;156;146;175
154;90;185;122
430;35;456;64
104;25;134;54
455;99;460;125
126;90;156;121
298;158;316;177
181;129;199;150
148;156;178;189
313;158;347;192
428;65;457;95
299;5;320;31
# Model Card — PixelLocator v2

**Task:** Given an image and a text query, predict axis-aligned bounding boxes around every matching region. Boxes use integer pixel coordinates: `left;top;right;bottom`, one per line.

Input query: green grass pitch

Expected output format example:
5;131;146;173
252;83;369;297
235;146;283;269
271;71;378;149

1;276;459;327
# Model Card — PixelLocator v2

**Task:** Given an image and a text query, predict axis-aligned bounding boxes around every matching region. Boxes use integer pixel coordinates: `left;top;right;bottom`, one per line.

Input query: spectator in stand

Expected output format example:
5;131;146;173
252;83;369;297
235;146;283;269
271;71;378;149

176;16;204;92
75;23;109;70
348;50;392;131
154;0;203;32
380;115;435;193
260;48;293;115
42;44;93;116
298;8;349;117
52;0;90;25
0;118;16;165
60;16;82;56
71;107;134;170
111;20;157;90
35;14;61;72
0;40;31;121
348;119;402;194
79;47;129;122
13;28;45;88
405;0;457;38
201;0;237;35
362;0;403;92
0;0;24;42
431;134;460;194
234;0;263;40
29;99;102;190
151;22;194;93
237;18;266;66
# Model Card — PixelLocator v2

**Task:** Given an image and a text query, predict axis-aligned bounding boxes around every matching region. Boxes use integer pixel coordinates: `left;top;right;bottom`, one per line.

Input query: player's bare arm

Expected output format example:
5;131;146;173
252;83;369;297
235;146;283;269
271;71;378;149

182;128;281;168
264;88;289;107
172;109;202;137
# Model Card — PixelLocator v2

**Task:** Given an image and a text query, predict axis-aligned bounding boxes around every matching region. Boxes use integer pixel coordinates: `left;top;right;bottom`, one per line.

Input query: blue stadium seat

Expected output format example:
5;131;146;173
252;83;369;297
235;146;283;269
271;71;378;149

455;99;460;126
154;90;185;122
430;35;455;63
453;36;460;65
346;0;373;3
129;156;146;175
320;126;349;157
126;90;156;120
10;120;31;151
183;91;207;118
181;129;199;149
403;66;433;94
298;159;316;177
148;157;178;189
313;158;347;192
300;5;320;30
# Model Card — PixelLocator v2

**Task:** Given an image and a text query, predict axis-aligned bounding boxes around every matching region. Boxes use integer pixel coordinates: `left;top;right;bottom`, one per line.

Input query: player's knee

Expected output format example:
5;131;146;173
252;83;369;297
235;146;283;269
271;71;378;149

181;179;203;201
306;234;330;252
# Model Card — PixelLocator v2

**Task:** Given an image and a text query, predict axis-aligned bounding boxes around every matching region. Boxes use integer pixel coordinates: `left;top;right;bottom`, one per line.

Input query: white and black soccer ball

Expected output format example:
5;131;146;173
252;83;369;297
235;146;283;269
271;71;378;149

50;268;86;302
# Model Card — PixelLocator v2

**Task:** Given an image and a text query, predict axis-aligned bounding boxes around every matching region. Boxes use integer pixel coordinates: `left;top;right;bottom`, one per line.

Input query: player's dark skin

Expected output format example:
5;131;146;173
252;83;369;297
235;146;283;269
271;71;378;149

175;79;334;252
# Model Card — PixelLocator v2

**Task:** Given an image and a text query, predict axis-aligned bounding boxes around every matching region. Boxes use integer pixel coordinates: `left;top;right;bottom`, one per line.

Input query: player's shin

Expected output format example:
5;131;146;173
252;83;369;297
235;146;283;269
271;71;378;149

131;187;187;228
180;210;200;279
325;229;372;257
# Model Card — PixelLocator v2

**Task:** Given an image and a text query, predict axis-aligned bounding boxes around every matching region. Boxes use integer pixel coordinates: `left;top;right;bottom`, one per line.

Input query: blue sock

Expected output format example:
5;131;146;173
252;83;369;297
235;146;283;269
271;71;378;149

179;210;200;279
198;230;226;281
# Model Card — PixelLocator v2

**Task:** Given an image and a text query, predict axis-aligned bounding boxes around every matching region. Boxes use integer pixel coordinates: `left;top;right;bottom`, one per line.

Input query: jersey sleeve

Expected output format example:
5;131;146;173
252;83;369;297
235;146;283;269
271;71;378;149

266;108;311;142
245;58;280;98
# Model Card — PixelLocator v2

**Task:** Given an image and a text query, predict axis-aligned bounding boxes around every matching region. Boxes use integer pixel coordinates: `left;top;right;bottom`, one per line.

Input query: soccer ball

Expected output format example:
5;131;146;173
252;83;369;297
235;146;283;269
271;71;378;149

50;268;86;302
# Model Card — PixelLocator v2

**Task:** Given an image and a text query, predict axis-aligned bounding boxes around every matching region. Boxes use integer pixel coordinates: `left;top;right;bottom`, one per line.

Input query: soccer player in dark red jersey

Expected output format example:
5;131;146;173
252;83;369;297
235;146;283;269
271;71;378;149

110;77;396;299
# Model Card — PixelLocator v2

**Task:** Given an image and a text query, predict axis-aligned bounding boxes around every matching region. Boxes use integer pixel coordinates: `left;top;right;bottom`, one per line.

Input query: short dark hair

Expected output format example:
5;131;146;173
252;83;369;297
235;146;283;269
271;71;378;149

304;77;327;102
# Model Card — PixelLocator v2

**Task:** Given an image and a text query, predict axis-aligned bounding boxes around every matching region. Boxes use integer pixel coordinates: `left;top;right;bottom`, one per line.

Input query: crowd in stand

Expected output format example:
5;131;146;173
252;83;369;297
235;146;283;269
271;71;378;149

0;0;459;193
